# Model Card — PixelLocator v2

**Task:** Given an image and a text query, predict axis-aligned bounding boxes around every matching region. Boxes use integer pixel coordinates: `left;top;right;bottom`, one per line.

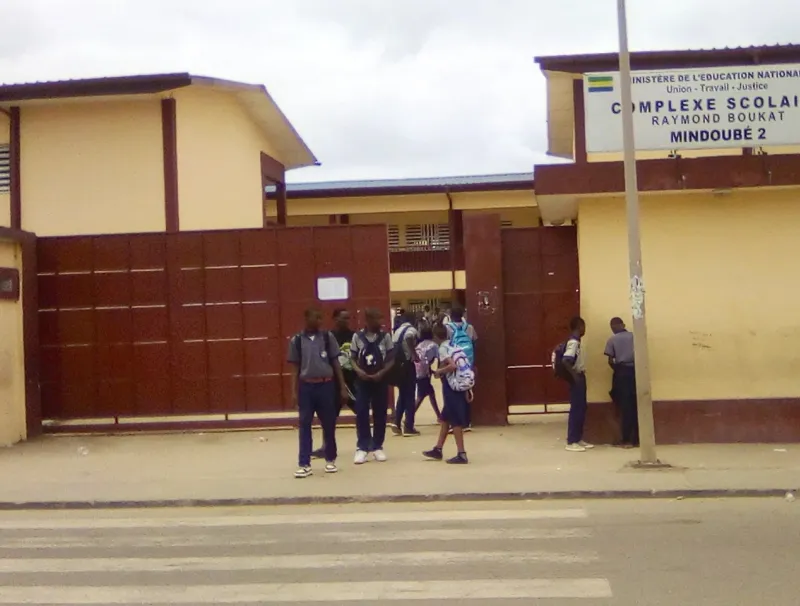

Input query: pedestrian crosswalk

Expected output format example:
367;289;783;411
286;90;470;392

0;504;613;603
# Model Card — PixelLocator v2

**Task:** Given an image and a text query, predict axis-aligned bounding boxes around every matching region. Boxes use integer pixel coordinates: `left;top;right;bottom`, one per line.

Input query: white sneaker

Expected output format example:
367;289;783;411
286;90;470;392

579;441;595;450
565;443;587;452
325;462;338;473
353;450;369;465
373;449;387;462
294;466;312;478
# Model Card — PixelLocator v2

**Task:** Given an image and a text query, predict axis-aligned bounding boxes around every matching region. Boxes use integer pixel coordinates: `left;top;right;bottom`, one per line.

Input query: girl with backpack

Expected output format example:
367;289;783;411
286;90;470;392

422;323;475;465
414;325;441;421
445;305;477;430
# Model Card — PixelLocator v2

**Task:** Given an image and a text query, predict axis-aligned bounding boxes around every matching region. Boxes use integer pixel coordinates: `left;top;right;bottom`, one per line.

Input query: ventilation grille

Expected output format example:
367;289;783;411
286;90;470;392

0;145;9;194
404;223;450;250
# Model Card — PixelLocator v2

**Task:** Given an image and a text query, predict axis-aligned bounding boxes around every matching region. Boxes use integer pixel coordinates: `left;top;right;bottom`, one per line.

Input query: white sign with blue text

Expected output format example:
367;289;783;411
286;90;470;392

584;63;800;153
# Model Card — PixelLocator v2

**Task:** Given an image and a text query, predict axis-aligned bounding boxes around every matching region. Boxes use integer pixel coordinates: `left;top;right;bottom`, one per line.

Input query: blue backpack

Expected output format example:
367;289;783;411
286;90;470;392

448;321;474;366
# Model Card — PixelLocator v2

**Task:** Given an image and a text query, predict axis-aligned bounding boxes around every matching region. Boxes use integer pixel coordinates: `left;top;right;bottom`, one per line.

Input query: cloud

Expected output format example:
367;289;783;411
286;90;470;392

1;0;797;182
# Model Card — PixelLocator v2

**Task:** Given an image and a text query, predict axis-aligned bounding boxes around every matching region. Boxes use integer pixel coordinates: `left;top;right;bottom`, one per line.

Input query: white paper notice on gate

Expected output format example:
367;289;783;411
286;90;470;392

584;63;800;153
317;276;349;301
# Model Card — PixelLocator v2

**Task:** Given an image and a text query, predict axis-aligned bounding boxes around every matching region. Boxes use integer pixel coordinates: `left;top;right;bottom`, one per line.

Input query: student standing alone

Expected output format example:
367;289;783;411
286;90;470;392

350;308;395;464
287;308;349;478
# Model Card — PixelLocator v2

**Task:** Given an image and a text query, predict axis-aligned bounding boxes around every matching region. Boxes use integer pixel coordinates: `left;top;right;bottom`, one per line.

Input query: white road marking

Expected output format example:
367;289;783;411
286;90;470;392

0;579;613;603
0;508;587;530
0;549;596;573
0;526;590;549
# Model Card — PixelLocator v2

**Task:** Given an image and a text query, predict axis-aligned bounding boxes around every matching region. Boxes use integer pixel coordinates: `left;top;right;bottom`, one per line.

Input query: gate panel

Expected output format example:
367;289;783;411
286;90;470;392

502;225;579;412
37;225;390;429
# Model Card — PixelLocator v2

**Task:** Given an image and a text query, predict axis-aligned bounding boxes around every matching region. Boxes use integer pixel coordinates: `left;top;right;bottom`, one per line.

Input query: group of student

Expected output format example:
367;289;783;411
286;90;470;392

553;315;640;452
287;305;478;478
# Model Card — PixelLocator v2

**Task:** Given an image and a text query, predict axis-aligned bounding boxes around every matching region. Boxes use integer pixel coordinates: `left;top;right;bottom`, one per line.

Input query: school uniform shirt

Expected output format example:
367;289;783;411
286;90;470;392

350;331;395;369
392;322;418;357
437;340;456;374
415;339;439;379
563;337;586;373
286;331;340;380
604;330;635;366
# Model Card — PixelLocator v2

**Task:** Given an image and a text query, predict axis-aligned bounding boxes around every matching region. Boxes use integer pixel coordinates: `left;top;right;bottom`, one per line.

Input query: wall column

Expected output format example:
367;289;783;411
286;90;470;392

447;192;463;298
572;79;587;164
9;107;21;230
161;99;179;232
261;152;287;227
463;213;507;426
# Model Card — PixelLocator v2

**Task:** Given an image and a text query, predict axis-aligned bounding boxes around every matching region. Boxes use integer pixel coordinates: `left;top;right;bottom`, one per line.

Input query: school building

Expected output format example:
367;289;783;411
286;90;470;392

2;44;800;446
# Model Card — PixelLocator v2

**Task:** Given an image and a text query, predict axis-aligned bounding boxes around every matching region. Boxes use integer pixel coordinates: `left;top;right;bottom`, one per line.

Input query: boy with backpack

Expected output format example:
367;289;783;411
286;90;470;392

287;308;349;478
552;316;594;453
312;308;356;460
350;308;396;464
391;312;419;437
446;305;477;430
414;324;441;421
423;323;475;464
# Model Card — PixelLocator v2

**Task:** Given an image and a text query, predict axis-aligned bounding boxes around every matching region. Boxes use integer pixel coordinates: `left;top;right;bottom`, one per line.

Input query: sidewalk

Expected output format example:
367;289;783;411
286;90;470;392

1;417;798;509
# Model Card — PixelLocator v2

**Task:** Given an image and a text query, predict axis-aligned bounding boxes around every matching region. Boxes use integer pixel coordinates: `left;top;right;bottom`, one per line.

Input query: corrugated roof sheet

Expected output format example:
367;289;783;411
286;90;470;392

267;172;535;199
284;172;534;192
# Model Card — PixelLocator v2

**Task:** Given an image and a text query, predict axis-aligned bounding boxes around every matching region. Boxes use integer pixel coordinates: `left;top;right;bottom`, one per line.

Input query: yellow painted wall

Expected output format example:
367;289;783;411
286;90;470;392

0;113;9;227
391;271;453;292
174;87;282;231
0;240;26;445
578;187;800;403
20;100;165;236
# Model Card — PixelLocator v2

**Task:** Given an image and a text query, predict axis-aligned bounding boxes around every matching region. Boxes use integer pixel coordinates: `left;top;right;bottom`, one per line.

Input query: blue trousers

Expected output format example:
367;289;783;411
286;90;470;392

298;381;337;466
567;374;588;444
394;366;417;431
355;380;388;451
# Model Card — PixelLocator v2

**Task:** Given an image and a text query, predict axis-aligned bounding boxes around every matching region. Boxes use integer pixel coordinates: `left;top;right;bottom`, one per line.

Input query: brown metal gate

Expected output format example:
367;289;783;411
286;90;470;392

502;226;579;414
464;214;579;425
37;225;389;432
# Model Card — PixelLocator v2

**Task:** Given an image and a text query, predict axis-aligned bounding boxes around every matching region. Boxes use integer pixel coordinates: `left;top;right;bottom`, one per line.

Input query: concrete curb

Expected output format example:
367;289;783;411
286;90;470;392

0;488;795;510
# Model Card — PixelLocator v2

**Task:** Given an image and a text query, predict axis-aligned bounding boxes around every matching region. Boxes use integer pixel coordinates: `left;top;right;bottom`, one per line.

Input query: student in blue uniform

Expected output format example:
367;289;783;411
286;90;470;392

350;308;395;465
287;308;349;478
423;323;473;464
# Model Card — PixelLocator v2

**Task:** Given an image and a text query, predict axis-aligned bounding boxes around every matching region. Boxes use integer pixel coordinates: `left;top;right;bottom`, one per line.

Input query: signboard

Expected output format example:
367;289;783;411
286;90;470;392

584;63;800;153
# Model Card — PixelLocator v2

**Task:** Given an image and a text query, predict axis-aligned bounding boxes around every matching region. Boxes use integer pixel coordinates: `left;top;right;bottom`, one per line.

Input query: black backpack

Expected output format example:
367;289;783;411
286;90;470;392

551;340;572;382
386;326;412;387
356;330;387;376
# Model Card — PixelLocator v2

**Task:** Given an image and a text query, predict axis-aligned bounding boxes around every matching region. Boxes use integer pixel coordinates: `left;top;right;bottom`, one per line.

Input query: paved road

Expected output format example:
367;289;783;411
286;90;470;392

0;498;796;604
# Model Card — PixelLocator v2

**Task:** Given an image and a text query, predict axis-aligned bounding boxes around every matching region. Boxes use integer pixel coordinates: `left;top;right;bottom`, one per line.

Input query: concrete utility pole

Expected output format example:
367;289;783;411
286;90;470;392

616;0;659;464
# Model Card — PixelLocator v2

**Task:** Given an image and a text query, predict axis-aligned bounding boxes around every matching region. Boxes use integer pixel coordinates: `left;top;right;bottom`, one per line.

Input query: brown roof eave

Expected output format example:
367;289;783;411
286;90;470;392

0;73;194;103
268;180;535;200
535;44;800;74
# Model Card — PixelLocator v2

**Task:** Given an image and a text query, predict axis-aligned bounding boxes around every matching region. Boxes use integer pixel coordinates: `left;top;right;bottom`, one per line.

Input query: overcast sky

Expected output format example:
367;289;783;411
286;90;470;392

1;0;797;183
